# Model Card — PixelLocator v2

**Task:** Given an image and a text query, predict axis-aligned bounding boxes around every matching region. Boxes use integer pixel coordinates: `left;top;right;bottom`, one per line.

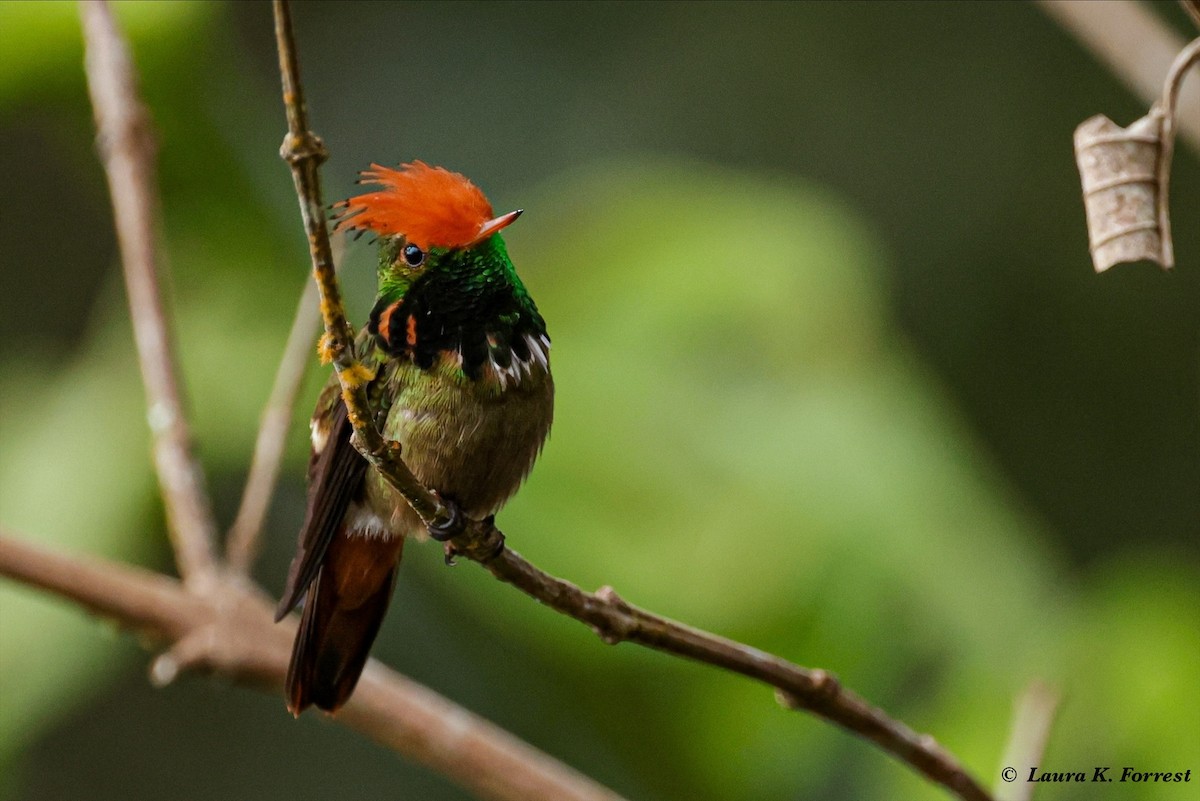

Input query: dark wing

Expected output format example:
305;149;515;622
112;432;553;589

274;393;368;621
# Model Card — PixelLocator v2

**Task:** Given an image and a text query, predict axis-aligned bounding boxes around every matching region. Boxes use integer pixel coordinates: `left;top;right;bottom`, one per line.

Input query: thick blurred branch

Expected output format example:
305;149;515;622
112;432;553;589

1038;0;1200;153
272;2;994;800
80;0;219;588
0;533;624;801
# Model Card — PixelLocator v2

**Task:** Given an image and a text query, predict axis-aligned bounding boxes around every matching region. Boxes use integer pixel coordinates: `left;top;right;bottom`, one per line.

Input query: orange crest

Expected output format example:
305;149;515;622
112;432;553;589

333;161;495;250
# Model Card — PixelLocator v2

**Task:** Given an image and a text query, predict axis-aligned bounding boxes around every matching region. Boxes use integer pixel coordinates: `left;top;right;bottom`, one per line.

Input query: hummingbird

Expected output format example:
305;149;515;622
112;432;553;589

275;161;553;715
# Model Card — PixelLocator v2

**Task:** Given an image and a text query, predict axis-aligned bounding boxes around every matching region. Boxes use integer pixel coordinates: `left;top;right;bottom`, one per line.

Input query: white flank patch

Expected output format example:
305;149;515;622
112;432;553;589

346;503;394;539
310;418;330;452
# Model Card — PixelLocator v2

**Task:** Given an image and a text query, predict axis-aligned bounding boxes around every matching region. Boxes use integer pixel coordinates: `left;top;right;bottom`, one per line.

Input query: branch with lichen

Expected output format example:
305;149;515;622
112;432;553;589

271;2;1000;800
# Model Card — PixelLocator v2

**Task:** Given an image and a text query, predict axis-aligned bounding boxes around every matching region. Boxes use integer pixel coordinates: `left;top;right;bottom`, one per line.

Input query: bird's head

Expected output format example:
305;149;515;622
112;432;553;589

333;161;546;381
334;160;522;288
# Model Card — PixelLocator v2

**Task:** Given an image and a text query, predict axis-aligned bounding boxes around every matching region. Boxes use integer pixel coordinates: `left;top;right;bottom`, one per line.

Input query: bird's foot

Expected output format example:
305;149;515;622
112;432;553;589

441;514;505;565
427;495;465;542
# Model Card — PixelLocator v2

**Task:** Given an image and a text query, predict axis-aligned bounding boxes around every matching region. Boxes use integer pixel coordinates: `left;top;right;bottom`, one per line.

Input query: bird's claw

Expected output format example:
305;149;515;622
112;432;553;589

427;496;464;542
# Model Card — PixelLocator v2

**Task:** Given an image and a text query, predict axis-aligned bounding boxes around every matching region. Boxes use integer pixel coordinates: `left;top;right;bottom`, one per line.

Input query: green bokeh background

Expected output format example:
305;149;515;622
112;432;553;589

1;2;1197;800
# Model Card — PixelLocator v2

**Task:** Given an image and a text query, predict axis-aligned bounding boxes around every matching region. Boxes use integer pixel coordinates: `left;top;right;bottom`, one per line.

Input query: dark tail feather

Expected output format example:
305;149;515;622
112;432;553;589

285;561;398;716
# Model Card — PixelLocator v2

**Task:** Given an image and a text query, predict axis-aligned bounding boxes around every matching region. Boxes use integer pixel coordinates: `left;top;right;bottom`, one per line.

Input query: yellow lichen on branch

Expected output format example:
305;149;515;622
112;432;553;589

317;332;336;364
340;361;376;390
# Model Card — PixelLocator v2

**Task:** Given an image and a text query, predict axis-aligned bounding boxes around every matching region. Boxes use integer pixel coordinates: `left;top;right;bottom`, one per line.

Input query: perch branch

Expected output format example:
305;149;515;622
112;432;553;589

1037;0;1200;153
0;532;625;801
272;3;994;799
80;0;219;588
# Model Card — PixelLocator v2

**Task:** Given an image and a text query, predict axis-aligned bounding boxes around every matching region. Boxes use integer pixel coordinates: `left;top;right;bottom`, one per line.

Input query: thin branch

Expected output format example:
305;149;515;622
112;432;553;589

1038;0;1200;153
995;682;1061;801
271;4;995;800
80;0;219;588
225;273;318;572
0;532;626;801
226;234;345;575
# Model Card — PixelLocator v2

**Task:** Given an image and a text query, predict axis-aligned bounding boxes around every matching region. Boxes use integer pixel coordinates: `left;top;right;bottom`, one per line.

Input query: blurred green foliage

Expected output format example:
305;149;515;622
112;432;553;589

1;2;1197;801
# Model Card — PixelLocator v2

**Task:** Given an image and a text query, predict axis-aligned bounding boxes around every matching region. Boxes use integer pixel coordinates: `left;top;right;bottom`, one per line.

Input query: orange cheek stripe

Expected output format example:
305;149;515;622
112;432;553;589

377;301;401;346
406;314;418;347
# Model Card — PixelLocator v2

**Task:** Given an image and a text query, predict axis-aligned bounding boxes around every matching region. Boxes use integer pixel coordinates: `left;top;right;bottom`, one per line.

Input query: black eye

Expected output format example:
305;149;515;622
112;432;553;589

402;244;425;267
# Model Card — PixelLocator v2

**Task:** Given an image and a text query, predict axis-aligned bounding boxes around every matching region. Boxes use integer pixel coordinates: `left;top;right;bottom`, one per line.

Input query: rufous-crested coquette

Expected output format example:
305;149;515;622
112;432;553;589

275;161;553;715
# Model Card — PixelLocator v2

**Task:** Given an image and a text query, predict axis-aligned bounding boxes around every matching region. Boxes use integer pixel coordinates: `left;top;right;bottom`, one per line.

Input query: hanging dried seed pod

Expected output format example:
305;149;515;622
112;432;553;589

1072;37;1199;273
1074;112;1167;272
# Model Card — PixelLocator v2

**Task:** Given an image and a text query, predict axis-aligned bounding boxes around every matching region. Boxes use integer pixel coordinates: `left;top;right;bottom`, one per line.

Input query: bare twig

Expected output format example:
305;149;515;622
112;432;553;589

80;0;219;587
995;682;1061;801
1038;0;1200;153
271;3;995;799
225;273;318;572
226;234;346;575
0;532;626;801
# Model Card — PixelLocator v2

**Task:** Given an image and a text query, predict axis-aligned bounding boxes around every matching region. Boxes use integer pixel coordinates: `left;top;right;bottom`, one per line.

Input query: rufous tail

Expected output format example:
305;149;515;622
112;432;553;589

285;530;402;715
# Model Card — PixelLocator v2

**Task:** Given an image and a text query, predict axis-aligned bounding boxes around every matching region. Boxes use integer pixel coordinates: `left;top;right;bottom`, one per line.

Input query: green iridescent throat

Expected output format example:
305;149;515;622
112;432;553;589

368;234;548;380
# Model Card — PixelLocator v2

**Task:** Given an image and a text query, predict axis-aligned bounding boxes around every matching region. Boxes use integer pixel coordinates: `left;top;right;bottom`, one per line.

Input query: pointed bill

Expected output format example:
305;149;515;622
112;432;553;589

468;209;523;247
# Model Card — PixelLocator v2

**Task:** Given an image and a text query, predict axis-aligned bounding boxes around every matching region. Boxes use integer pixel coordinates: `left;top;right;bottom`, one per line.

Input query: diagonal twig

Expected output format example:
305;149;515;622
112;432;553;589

226;234;346;576
271;3;994;799
995;682;1061;801
80;0;219;588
